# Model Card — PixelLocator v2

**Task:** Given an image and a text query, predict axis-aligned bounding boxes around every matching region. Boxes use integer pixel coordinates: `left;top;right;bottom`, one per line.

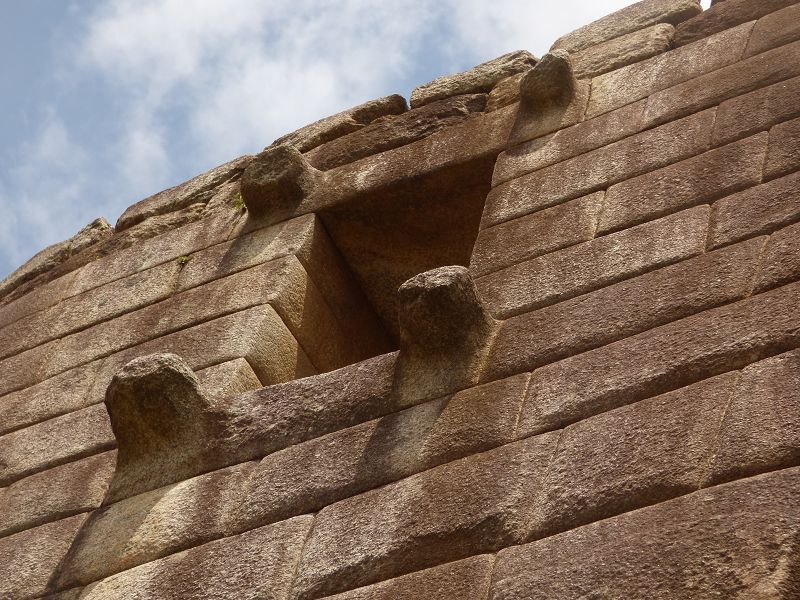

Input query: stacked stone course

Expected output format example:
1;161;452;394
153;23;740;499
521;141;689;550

1;0;799;598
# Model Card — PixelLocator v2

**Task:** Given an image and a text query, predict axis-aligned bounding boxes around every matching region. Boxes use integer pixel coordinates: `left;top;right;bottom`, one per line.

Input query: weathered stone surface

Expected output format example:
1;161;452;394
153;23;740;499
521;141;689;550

572;23;674;80
318;556;494;600
272;94;407;153
530;374;734;539
486;236;765;380
0;403;114;486
471;192;603;278
550;0;700;54
516;280;800;435
0;218;112;301
599;132;767;234
410;50;537;108
115;155;251;231
0;451;115;537
494;100;645;187
708;170;800;249
643;39;800;128
306;94;486;170
55;460;255;589
291;433;558;600
713;74;800;145
485;72;523;112
195;358;261;400
78;515;313;600
707;349;800;486
745;3;800;57
490;467;800;599
0;269;76;330
0;339;59;400
755;221;800;292
477;206;708;319
765;114;800;180
0;513;89;600
674;0;798;46
483;108;715;228
237;374;528;531
587;21;753;117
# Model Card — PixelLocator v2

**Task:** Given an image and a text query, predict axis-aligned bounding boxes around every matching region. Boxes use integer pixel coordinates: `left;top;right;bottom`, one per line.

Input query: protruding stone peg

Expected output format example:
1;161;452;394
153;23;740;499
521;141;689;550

240;145;323;223
395;266;499;404
103;353;232;504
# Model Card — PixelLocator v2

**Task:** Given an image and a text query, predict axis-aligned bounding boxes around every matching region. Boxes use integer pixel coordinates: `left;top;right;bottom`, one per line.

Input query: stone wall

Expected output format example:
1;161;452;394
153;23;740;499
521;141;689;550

1;0;799;598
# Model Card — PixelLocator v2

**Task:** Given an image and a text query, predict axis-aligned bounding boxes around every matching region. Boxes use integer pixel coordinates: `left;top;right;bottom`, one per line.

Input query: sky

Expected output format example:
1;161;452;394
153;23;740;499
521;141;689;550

0;0;710;279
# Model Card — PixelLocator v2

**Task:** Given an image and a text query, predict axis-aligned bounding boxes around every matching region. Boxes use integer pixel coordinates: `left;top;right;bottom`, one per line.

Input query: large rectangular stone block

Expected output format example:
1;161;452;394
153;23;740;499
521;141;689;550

755;221;800;292
290;433;558;600
0;269;77;330
0;339;59;397
744;3;800;57
765;114;800;180
489;467;800;599
674;0;798;46
599;133;767;234
477;206;708;319
517;279;800;435
571;23;674;80
482;109;715;228
486;235;765;380
587;21;752;117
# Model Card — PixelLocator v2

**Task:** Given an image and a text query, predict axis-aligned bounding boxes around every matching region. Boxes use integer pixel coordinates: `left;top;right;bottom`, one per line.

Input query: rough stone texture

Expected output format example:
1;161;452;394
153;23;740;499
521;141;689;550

0;338;59;397
572;23;675;80
0;269;77;330
290;433;558;600
707;349;800;485
115;156;251;231
490;468;800;599
195;359;262;400
470;192;604;278
744;3;800;57
642;38;800;128
485;73;523;112
483;108;715;228
410;50;537;108
708;169;800;248
271;94;407;153
755;221;800;292
477;206;708;318
587;21;754;118
713;74;800;145
515;280;800;436
598;132;767;234
550;0;700;54
486;236;765;380
305;94;487;170
674;0;798;46
530;374;734;539
0;403;115;487
0;513;89;600
318;556;494;600
0;451;115;537
77;515;314;600
765;114;800;180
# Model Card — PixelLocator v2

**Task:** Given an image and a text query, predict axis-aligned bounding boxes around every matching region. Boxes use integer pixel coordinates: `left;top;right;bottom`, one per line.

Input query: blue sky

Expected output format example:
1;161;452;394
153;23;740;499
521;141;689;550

0;0;708;279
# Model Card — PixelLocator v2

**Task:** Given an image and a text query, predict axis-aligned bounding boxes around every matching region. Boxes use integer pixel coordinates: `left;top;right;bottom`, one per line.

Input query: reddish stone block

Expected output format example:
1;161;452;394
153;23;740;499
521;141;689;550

0;339;59;397
765;114;800;179
674;0;798;46
744;3;800;57
0;269;77;331
754;221;800;292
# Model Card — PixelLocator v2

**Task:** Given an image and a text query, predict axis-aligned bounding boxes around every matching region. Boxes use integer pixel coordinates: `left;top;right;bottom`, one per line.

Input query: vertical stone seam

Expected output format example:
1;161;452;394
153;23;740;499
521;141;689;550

701;202;714;252
696;370;742;489
510;373;534;441
744;235;770;297
521;427;564;542
759;124;774;182
479;553;500;600
580;79;594;121
740;18;759;61
590;190;608;239
285;512;319;600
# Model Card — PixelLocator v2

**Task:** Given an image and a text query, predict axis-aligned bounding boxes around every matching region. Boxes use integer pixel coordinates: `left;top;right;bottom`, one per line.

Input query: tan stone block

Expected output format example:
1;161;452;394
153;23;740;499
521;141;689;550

587;21;752;118
318;555;494;600
195;358;261;400
0;269;77;331
0;451;115;537
485;73;522;112
708;169;800;249
674;0;798;46
55;461;254;589
572;23;674;80
755;221;800;292
486;236;765;380
0;339;59;397
290;433;558;600
477;206;708;318
530;374;734;539
517;280;800;435
0;403;115;486
489;468;800;599
550;0;700;54
712;74;800;146
599;133;767;234
77;515;313;600
482;108;715;228
508;77;590;147
706;349;800;485
765;114;800;180
643;39;800;128
0;513;89;600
